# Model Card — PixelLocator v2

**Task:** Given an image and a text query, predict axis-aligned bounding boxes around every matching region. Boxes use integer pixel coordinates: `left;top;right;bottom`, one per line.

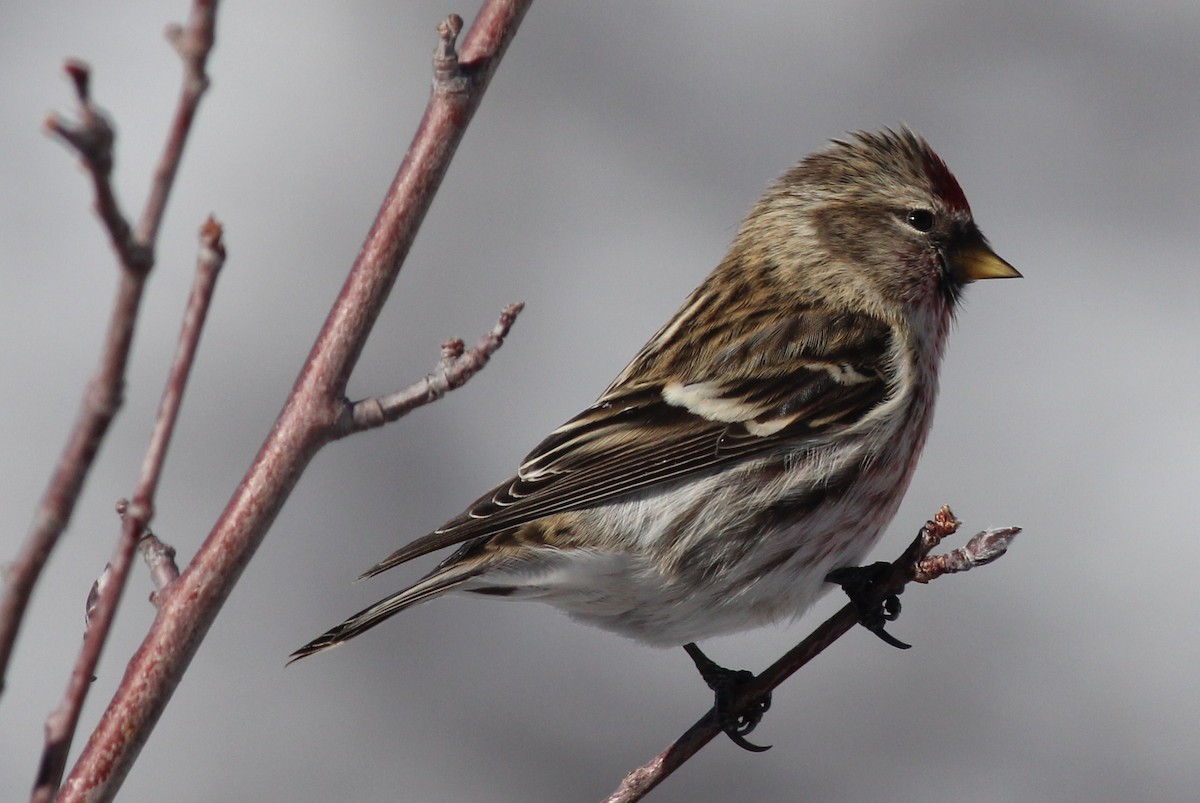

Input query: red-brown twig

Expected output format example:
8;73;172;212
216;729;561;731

0;0;218;700
603;508;1021;803
32;219;226;803
349;302;524;432
58;4;531;801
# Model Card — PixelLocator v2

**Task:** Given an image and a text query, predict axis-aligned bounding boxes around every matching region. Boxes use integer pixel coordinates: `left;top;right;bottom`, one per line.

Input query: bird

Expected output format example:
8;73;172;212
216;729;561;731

293;128;1018;747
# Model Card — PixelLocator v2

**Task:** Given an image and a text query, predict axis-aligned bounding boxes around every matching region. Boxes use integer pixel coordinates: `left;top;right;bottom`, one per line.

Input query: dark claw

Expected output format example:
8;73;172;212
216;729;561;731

683;642;773;752
826;561;911;650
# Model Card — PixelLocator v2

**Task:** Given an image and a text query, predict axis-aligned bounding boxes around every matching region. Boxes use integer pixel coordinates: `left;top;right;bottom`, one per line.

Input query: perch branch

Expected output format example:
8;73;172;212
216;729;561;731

603;507;1021;803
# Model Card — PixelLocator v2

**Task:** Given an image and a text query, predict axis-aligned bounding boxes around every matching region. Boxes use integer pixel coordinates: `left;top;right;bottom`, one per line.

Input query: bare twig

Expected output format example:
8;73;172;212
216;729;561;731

136;216;227;513
349;302;524;432
59;4;531;801
603;507;1021;803
0;0;219;700
45;61;143;271
149;2;218;246
32;219;226;802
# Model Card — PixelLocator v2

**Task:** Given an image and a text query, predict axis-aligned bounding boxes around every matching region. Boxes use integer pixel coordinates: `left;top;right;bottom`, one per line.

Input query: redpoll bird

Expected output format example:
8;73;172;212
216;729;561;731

294;129;1018;743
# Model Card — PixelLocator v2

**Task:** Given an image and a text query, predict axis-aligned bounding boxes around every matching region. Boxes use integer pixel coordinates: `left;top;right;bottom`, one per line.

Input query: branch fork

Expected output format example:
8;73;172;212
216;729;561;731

348;302;524;433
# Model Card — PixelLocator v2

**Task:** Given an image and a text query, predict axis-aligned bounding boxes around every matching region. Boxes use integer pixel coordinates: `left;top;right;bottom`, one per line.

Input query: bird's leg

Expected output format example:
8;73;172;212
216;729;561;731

825;561;911;649
682;642;772;752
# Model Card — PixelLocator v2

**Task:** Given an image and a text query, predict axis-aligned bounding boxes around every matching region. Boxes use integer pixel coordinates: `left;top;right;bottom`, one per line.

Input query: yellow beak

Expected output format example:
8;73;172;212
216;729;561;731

953;239;1021;282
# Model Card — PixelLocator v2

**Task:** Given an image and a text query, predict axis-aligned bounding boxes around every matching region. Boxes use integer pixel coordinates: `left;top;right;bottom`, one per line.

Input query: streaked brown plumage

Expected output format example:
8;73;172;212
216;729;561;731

293;128;1018;661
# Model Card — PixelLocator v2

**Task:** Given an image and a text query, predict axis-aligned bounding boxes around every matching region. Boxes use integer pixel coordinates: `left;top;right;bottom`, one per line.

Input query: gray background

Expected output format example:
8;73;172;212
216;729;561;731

2;2;1197;801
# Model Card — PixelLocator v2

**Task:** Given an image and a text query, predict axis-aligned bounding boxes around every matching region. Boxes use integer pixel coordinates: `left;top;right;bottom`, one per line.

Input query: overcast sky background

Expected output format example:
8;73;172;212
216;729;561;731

2;2;1198;801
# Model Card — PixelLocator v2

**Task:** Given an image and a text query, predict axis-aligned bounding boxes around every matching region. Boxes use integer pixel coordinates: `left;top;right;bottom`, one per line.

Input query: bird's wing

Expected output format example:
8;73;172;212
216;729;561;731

362;307;896;577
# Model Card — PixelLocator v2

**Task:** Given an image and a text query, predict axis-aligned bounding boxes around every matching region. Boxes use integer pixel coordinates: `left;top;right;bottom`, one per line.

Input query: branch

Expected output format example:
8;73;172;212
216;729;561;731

32;219;225;803
604;507;1022;803
349;302;524;433
0;0;218;699
44;61;144;271
59;4;532;800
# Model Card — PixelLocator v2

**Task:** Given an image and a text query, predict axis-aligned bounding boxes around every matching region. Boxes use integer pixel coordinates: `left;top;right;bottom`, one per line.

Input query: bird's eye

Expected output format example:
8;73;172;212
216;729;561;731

904;209;935;233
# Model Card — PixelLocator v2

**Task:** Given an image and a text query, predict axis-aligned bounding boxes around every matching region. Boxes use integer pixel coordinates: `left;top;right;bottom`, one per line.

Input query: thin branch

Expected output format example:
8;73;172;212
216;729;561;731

32;219;226;802
45;61;144;272
0;0;218;700
136;216;227;509
348;302;524;433
603;508;1022;803
59;4;531;800
143;2;218;246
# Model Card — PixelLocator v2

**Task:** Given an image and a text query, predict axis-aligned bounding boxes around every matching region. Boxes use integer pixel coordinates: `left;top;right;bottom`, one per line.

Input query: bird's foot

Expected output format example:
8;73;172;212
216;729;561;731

683;642;772;752
825;561;911;650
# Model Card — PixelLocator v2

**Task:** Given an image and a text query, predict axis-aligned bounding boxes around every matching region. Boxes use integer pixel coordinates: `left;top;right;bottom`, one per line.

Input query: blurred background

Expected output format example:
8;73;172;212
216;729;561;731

2;1;1197;801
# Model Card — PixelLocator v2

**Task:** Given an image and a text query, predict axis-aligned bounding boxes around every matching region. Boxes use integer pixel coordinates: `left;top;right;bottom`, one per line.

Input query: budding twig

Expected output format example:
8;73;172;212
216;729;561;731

349;302;524;433
604;507;1022;803
433;13;469;94
914;526;1019;582
44;61;143;270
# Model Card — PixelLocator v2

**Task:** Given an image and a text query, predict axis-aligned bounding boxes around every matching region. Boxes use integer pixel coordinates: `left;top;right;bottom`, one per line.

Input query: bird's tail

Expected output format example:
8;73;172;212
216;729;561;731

289;563;480;662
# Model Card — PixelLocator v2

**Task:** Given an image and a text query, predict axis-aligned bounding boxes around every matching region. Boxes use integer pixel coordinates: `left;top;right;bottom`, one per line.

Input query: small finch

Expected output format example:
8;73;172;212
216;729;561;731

294;129;1018;742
